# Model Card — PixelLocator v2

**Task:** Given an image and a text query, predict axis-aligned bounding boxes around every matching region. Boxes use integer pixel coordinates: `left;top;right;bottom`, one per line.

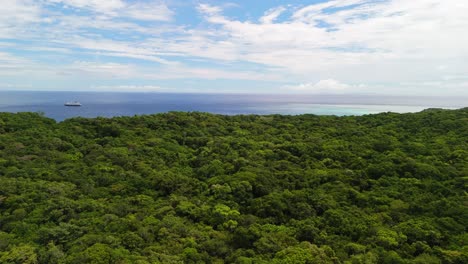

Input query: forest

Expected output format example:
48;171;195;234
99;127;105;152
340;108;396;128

0;108;466;263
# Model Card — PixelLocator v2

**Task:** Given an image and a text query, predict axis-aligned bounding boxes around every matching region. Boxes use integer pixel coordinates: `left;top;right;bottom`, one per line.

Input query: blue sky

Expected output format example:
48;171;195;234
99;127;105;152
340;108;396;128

0;0;467;95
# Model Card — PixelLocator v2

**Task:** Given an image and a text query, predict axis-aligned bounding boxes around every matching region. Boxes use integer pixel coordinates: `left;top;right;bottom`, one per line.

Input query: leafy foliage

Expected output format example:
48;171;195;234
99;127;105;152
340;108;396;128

0;109;467;263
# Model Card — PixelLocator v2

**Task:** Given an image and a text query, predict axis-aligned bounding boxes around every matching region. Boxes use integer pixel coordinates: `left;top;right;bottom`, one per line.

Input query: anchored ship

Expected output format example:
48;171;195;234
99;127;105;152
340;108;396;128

64;101;82;106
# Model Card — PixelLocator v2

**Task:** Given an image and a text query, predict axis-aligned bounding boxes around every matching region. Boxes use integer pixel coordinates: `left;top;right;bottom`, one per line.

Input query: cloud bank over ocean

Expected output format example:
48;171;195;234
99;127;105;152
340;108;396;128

0;0;467;95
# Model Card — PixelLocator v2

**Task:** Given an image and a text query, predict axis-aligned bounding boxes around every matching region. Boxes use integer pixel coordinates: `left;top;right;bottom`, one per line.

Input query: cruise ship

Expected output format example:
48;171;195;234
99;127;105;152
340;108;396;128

64;101;82;106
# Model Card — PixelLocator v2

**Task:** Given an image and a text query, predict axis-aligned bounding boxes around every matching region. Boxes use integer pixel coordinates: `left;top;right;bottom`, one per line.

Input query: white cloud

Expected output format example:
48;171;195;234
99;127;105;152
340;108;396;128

197;4;223;16
144;65;281;81
0;52;33;74
46;0;173;21
260;6;286;24
51;36;176;65
0;0;41;23
122;1;173;21
292;0;371;23
1;1;468;94
0;83;32;89
47;0;125;14
0;0;42;38
0;52;30;64
59;61;138;79
190;0;468;90
285;79;365;93
90;85;167;92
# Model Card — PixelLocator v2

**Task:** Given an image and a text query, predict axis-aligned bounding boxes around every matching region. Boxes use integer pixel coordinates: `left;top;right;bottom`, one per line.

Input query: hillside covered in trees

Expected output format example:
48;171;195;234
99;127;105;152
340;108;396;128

0;109;467;263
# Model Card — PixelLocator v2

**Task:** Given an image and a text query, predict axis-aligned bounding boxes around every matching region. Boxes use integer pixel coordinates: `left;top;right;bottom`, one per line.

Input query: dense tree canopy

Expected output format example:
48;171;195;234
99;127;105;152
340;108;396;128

0;108;467;263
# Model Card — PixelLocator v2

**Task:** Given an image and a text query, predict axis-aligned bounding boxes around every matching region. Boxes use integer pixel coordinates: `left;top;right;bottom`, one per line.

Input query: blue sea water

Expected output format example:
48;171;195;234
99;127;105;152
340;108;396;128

0;91;465;121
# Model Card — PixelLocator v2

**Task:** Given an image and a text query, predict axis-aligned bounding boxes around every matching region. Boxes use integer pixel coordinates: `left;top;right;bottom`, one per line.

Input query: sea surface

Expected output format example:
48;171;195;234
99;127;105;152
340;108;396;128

0;91;466;121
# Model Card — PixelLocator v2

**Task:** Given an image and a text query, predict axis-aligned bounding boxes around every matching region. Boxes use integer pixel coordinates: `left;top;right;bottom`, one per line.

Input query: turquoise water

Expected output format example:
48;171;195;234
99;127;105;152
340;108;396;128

0;91;464;121
247;103;438;116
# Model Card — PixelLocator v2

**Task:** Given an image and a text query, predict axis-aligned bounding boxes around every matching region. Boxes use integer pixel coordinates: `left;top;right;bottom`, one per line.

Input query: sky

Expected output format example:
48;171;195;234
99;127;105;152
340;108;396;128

0;0;467;95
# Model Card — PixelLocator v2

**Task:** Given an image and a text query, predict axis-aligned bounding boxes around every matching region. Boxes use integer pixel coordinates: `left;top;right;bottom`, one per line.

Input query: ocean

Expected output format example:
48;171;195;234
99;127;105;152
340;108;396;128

0;91;465;122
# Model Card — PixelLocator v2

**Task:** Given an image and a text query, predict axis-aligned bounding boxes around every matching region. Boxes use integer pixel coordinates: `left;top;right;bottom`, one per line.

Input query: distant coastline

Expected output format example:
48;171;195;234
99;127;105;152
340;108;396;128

0;91;466;122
